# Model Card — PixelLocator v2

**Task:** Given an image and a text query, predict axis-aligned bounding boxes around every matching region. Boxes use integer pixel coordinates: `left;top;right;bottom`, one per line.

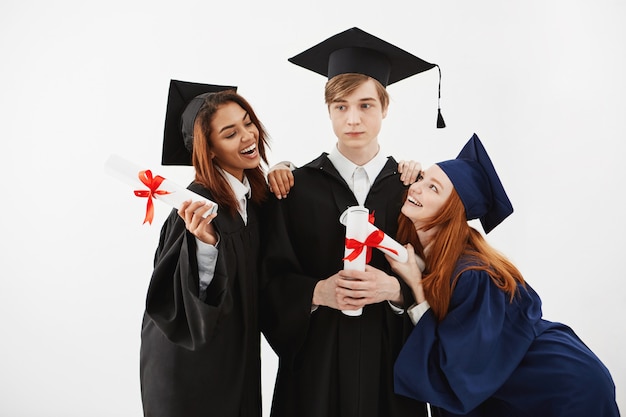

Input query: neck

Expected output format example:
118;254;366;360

336;141;379;166
416;226;438;256
222;167;244;183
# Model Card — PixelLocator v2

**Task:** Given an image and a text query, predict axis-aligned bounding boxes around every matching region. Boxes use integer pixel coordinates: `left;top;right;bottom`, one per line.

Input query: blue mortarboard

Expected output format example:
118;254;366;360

436;134;513;233
288;27;445;128
162;79;237;166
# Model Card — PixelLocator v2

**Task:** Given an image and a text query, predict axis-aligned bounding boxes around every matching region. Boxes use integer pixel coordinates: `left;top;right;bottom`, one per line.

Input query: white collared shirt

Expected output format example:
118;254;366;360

220;168;252;225
327;144;388;203
407;301;431;325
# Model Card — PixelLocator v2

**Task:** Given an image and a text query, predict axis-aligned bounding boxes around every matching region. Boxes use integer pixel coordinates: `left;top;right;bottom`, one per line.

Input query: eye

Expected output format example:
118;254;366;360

360;103;371;109
416;172;423;181
429;184;438;192
335;104;346;111
225;130;236;139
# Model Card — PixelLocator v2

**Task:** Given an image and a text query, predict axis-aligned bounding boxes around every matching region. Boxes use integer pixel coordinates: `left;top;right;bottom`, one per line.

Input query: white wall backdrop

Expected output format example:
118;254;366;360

1;1;624;415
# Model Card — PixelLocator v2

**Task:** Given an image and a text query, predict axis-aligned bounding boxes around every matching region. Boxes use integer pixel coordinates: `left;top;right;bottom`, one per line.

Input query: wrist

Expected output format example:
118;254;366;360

386;278;403;305
412;283;426;304
312;280;325;307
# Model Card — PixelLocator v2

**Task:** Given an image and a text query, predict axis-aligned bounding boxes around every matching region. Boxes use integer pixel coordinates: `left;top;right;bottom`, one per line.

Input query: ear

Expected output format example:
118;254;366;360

382;106;388;119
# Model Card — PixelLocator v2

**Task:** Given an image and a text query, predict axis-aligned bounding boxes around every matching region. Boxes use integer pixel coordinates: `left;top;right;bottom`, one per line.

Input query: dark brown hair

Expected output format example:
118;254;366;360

191;90;269;215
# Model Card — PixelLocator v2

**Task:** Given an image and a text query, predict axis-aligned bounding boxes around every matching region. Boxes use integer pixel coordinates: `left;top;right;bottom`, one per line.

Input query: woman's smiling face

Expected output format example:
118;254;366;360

208;101;260;181
401;164;454;226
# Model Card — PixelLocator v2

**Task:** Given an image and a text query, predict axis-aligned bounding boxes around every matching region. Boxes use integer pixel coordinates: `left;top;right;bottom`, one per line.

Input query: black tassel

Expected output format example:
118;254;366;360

437;108;446;129
436;65;445;128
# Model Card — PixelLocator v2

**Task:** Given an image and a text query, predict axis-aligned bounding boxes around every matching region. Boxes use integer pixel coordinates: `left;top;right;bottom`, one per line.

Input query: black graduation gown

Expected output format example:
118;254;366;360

260;153;428;417
140;183;262;417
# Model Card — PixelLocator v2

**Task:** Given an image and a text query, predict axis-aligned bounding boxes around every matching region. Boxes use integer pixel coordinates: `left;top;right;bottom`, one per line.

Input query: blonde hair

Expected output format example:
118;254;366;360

324;73;390;110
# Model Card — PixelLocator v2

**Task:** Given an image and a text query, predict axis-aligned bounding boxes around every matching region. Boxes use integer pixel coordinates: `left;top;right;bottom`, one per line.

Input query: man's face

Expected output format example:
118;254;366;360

328;79;387;153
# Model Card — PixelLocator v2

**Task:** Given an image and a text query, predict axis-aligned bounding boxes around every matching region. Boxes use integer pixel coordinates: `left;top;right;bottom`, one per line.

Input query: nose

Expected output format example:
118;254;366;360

346;107;361;125
243;127;256;141
409;182;422;194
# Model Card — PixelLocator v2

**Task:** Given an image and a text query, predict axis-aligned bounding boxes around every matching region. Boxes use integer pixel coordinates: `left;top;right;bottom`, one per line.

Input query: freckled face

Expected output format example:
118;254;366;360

209;102;260;181
401;164;453;225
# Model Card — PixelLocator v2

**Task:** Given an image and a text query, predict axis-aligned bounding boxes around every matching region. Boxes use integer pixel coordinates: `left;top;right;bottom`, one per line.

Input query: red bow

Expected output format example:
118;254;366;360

343;211;398;264
133;170;170;224
343;230;399;264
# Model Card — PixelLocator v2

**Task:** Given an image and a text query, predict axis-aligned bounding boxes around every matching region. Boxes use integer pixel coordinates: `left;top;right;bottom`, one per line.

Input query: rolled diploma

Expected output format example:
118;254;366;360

341;206;369;316
339;207;409;262
365;222;407;262
340;206;423;316
104;154;218;217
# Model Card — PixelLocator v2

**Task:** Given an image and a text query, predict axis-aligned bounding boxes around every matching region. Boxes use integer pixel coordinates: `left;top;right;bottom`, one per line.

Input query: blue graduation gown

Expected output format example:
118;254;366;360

394;267;620;417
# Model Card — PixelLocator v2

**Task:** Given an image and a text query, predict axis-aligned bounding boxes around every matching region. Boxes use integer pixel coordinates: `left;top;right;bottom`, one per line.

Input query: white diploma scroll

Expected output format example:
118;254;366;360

340;206;413;316
104;154;218;223
341;206;370;316
339;206;369;316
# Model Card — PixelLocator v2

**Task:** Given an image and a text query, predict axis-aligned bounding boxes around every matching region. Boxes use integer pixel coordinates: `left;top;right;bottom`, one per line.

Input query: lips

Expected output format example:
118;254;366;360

407;195;422;207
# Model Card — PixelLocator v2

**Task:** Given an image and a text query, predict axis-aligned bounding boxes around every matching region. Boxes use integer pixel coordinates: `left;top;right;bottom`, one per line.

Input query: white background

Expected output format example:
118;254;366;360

1;1;624;415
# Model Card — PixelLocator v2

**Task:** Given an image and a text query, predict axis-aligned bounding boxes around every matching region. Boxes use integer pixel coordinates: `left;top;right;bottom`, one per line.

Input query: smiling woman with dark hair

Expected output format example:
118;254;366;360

140;81;272;417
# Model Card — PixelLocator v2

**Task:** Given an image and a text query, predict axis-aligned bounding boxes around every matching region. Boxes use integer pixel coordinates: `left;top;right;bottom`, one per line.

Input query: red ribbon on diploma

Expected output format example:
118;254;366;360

134;170;171;224
343;230;399;264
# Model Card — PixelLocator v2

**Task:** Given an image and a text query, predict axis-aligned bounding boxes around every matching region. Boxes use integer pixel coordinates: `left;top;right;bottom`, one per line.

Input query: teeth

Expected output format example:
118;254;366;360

241;144;256;154
407;196;422;207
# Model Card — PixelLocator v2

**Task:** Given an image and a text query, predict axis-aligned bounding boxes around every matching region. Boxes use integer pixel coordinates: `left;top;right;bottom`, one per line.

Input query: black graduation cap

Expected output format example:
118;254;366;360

436;134;513;233
288;27;445;128
162;79;237;166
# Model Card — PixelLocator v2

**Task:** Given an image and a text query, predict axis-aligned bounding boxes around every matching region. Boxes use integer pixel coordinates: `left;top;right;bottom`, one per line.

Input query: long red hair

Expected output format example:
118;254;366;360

191;90;269;216
397;189;525;321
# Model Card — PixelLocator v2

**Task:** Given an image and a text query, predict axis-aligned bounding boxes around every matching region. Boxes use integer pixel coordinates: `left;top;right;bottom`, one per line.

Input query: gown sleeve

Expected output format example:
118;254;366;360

144;209;233;351
259;195;319;364
394;269;539;414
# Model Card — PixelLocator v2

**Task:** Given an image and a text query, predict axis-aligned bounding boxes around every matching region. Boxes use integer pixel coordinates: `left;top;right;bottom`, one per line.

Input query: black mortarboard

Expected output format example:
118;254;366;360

288;27;445;128
162;79;237;166
436;134;513;233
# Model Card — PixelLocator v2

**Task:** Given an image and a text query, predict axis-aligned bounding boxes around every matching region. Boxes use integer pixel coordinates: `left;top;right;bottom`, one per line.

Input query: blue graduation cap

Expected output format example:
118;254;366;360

288;27;445;128
436;134;513;233
162;79;237;166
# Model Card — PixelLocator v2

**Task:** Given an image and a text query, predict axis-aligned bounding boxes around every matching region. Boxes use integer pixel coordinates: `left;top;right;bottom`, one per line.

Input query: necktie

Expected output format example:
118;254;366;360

353;167;368;206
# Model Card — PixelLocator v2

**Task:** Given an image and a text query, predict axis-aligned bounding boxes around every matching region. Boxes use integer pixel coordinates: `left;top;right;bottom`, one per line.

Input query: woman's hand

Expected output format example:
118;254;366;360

385;243;426;304
178;200;218;245
398;160;422;186
267;162;295;199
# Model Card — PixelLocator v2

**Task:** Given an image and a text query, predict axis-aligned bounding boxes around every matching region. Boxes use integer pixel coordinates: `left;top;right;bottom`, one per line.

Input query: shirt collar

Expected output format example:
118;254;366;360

219;168;252;201
327;144;388;184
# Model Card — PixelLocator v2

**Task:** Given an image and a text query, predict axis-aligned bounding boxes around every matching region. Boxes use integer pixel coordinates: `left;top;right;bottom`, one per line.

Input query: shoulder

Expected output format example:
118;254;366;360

187;181;213;198
452;262;493;293
299;153;330;171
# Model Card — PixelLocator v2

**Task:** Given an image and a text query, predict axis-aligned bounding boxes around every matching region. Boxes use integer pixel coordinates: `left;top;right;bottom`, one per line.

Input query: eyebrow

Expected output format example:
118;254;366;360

332;96;378;103
218;111;250;134
427;175;445;190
